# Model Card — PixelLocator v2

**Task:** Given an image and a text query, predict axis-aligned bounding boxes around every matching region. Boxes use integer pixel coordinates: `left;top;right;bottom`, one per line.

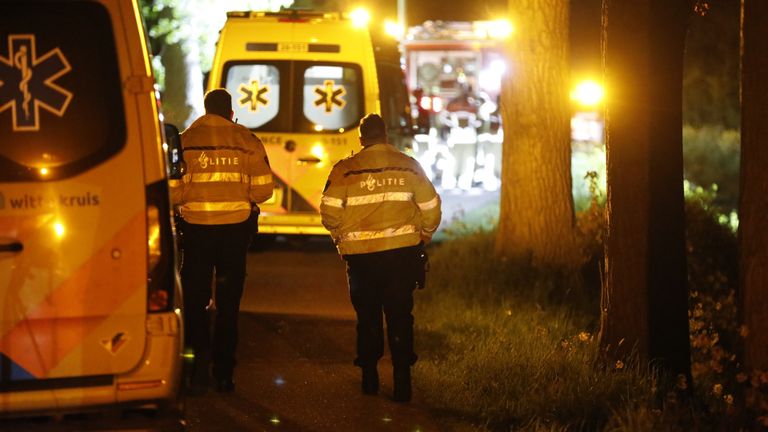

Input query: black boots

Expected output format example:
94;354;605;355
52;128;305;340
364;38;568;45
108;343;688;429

361;364;411;402
393;366;411;403
361;365;379;395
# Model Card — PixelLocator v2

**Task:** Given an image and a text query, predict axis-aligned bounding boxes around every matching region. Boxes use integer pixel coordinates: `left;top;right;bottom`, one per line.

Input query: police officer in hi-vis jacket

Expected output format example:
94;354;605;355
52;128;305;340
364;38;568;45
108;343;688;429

320;113;442;402
169;88;273;394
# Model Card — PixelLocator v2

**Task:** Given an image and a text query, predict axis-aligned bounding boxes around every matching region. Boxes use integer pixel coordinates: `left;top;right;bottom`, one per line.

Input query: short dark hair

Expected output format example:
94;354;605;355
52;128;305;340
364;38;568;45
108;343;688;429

204;88;232;118
358;113;387;146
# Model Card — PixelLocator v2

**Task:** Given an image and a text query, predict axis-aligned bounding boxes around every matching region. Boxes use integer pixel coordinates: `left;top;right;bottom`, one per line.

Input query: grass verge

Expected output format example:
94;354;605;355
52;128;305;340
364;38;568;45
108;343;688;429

414;228;658;431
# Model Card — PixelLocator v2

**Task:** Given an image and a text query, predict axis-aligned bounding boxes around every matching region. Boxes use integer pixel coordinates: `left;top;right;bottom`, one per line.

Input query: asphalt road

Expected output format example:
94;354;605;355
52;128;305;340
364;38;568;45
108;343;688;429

183;189;499;431
184;237;444;432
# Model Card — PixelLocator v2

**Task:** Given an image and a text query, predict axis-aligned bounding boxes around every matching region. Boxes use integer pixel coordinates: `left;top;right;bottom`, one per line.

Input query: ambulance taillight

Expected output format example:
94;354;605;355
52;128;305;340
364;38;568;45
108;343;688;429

146;182;175;312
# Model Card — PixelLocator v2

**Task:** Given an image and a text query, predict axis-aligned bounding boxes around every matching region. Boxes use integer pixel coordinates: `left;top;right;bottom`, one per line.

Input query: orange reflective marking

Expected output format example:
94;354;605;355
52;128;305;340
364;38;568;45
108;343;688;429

0;212;145;378
0;213;56;337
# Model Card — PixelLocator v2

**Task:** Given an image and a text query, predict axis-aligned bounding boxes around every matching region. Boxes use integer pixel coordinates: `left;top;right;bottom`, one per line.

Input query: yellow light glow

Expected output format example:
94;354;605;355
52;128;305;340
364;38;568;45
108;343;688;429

53;221;65;238
147;205;161;269
571;80;605;107
310;143;327;160
181;348;195;364
485;19;514;40
384;20;404;38
39;167;49;176
349;7;370;28
313;124;324;132
269;415;281;425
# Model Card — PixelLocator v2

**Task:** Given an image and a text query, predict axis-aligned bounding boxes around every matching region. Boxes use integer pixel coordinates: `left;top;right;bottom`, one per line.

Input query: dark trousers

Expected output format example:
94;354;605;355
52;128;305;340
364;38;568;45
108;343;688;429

344;245;420;369
181;220;251;380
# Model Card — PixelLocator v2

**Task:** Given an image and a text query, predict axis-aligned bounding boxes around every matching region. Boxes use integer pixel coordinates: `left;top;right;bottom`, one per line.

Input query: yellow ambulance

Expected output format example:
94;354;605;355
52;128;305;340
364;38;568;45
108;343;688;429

207;9;382;235
0;0;183;416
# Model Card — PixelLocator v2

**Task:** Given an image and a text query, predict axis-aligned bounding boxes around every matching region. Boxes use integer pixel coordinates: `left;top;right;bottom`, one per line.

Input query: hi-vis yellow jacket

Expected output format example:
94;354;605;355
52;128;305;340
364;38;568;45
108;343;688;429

169;114;274;225
320;143;442;255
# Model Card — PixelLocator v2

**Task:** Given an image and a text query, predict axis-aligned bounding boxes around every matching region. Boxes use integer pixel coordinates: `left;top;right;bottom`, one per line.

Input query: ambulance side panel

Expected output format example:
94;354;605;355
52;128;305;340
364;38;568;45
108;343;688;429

0;0;180;414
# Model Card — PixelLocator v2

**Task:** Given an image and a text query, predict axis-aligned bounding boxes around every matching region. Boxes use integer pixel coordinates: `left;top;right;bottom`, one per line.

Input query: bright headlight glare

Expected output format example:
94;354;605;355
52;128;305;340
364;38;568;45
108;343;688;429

349;7;370;28
571;80;605;107
384;20;404;38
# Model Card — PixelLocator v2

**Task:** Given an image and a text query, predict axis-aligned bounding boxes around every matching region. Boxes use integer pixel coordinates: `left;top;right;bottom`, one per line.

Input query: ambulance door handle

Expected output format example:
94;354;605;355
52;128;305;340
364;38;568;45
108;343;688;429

0;241;23;253
297;156;321;164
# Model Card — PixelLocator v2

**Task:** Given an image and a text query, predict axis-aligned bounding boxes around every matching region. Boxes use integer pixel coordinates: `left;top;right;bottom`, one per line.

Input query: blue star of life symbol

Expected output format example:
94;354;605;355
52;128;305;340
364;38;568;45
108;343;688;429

314;80;346;113
0;35;73;132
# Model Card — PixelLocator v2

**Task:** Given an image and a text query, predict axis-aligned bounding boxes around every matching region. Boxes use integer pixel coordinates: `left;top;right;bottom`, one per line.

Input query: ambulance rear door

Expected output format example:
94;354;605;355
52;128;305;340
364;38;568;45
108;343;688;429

0;0;148;390
223;59;365;219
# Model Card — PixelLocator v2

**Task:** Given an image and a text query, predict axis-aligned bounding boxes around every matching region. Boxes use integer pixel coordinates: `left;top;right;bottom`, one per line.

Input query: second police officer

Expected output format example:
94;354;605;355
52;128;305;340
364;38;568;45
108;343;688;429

320;113;442;402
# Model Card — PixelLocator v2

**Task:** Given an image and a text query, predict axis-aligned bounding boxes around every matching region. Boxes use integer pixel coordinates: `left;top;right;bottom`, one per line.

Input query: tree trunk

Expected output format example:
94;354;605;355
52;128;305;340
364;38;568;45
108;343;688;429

496;0;576;268
161;38;204;128
738;0;768;371
599;0;692;379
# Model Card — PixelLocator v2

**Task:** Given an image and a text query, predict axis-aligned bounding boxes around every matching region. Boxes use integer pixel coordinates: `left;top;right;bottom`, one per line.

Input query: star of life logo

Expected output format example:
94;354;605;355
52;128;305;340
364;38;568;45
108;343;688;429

314;79;346;113
0;35;73;132
238;80;269;112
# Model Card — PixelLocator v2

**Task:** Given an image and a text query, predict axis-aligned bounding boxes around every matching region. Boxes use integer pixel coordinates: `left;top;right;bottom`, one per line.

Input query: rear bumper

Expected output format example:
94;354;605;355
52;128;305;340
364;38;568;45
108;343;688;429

258;213;329;235
0;310;182;417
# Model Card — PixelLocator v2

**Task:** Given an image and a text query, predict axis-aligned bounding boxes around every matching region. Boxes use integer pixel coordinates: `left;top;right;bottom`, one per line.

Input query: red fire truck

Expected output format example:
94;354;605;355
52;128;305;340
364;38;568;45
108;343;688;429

402;20;510;190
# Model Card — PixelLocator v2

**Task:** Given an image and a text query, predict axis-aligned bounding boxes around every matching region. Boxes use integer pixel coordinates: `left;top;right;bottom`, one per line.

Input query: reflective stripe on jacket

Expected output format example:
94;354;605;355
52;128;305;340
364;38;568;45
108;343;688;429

320;143;442;255
169;114;274;225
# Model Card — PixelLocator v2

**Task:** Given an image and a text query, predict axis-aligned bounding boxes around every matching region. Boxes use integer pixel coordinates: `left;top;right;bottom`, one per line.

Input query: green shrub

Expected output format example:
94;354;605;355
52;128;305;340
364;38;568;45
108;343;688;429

685;187;768;430
416;224;649;430
682;125;740;210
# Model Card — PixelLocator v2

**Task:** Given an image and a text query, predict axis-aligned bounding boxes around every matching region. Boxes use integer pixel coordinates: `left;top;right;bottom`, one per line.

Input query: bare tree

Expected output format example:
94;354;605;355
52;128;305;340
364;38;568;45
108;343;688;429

599;0;693;380
496;0;576;268
738;0;768;371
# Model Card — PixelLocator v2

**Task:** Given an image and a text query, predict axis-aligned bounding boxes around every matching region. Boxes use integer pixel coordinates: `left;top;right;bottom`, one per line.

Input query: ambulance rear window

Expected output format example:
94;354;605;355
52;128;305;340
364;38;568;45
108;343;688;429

0;1;126;182
222;60;363;134
226;63;283;130
300;64;363;132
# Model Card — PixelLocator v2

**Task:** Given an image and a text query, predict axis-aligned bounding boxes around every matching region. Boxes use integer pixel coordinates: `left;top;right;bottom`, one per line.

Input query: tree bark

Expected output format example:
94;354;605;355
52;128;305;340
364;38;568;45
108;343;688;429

738;0;768;371
496;0;576;268
599;0;692;379
161;39;204;128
